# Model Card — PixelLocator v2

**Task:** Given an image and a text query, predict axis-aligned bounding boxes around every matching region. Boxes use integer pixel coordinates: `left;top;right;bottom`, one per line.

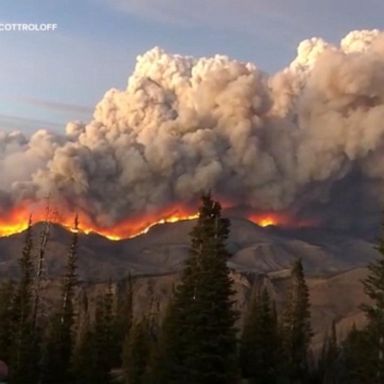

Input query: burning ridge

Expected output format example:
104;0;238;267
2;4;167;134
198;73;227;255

0;201;315;241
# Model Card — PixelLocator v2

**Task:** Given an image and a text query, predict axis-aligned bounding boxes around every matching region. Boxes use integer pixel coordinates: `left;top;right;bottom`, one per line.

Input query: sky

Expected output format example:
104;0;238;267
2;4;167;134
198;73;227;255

0;0;383;134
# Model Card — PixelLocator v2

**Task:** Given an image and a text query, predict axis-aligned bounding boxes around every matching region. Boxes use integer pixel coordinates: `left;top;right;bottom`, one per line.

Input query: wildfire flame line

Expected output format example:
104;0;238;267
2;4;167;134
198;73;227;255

0;202;315;241
0;203;200;241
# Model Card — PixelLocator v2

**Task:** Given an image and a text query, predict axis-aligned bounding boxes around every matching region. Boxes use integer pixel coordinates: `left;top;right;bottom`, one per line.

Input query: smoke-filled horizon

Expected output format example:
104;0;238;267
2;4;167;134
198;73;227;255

2;29;384;234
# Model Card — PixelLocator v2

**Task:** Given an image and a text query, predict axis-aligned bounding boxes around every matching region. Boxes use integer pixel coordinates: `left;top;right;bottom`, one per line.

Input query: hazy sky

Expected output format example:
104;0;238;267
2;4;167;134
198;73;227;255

0;0;383;133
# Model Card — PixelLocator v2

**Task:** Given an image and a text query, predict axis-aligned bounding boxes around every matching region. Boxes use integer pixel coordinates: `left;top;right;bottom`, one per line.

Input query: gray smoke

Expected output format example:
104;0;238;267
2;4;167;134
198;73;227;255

3;29;384;232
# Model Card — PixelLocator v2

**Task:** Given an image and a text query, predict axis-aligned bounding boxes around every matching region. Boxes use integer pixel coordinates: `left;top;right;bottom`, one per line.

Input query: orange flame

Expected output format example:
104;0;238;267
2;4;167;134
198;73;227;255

248;212;315;228
0;201;317;241
0;202;199;241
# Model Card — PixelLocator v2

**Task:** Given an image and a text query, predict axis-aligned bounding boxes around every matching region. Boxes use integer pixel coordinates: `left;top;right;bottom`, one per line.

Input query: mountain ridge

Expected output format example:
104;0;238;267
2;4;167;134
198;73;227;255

0;218;377;281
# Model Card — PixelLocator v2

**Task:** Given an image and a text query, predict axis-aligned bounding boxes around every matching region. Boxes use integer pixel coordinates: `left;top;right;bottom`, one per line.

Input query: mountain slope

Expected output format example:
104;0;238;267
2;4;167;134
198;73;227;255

0;219;374;351
0;218;377;280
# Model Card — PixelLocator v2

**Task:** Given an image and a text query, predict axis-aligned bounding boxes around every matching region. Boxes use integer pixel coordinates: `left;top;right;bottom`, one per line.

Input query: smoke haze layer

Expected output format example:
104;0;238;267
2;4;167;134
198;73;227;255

3;29;384;233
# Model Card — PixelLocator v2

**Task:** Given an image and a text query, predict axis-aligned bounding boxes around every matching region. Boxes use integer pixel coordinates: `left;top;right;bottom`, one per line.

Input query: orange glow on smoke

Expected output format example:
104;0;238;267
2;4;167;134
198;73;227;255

0;202;199;241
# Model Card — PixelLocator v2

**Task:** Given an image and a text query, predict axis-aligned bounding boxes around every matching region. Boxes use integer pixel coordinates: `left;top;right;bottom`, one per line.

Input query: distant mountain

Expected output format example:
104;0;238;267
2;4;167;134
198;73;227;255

0;218;375;351
0;218;377;280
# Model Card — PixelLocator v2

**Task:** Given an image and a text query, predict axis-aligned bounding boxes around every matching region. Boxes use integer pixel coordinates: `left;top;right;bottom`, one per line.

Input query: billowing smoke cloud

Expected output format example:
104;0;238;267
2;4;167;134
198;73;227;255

3;29;384;232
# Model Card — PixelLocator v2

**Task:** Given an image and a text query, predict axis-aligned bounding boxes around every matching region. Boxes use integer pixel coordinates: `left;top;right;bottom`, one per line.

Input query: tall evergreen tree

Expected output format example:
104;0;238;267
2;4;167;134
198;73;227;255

240;287;281;384
73;284;117;384
33;210;51;327
282;258;312;383
92;283;116;384
0;280;15;365
360;223;384;382
41;215;79;384
9;217;40;384
72;290;95;384
123;316;153;384
339;325;374;384
316;320;340;384
72;319;95;384
114;274;134;367
156;194;238;384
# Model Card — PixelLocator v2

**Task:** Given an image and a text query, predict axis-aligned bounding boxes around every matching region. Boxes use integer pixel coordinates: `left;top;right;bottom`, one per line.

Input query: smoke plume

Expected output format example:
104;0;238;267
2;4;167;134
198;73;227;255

4;29;384;233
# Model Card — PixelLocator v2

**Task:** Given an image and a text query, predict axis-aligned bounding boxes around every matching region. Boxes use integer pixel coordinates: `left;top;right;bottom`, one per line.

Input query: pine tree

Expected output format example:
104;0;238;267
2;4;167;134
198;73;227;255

240;287;281;384
0;280;15;364
33;208;51;327
339;325;374;384
92;283;116;384
156;194;239;384
41;215;79;384
72;284;118;384
115;274;134;367
73;321;95;384
360;223;384;382
9;217;41;384
317;320;340;384
282;258;312;383
148;294;178;384
72;290;94;384
123;316;153;384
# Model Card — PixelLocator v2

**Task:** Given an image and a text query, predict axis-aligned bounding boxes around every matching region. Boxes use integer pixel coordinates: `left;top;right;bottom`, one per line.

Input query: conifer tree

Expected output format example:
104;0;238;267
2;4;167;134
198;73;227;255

148;295;178;384
360;223;384;382
282;258;312;383
339;325;374;384
91;283;116;384
317;320;340;384
33;210;51;327
9;218;41;384
114;274;134;367
156;194;238;384
73;320;95;384
72;290;95;384
41;215;79;384
123;316;153;384
240;287;281;384
73;284;117;384
0;280;15;365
